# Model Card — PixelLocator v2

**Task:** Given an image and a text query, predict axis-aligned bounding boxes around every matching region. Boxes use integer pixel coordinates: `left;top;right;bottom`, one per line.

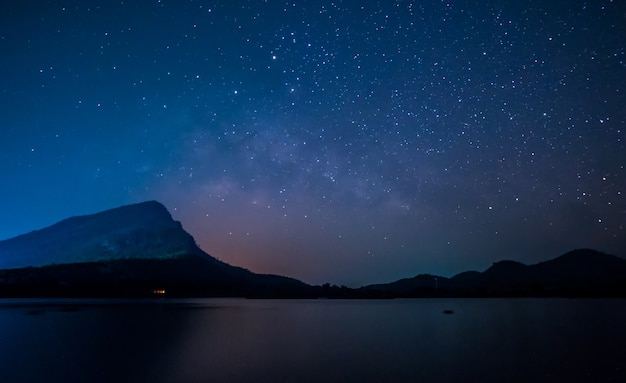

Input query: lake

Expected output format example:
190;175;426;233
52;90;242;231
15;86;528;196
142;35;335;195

0;298;624;382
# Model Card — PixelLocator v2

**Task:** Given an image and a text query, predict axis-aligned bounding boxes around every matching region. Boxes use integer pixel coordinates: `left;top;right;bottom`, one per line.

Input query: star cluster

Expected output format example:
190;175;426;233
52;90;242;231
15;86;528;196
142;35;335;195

0;0;624;285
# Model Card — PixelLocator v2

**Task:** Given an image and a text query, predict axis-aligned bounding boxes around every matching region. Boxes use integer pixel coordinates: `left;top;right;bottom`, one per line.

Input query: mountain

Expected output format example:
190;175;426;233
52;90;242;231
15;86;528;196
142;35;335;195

362;249;626;297
1;202;624;297
0;201;197;269
0;201;310;297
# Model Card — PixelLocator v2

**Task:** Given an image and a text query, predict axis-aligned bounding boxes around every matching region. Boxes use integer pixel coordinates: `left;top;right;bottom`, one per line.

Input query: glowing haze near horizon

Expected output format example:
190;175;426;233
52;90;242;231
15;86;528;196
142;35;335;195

1;0;624;286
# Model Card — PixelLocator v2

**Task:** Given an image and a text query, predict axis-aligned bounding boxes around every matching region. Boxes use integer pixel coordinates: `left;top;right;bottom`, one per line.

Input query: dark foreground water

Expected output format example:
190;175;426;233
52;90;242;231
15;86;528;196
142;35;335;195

0;298;625;383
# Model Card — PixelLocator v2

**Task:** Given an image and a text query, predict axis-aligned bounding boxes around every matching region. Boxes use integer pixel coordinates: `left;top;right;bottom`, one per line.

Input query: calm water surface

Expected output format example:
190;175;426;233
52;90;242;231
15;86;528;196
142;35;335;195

0;298;624;382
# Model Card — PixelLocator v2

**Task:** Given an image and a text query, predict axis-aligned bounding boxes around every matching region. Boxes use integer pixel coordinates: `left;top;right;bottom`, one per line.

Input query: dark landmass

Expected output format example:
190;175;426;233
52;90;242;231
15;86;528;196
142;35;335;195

361;249;626;298
0;201;309;298
0;201;625;298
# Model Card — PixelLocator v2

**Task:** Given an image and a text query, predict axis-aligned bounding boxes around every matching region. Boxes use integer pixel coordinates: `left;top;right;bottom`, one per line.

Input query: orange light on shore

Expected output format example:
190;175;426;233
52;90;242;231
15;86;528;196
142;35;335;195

153;289;166;295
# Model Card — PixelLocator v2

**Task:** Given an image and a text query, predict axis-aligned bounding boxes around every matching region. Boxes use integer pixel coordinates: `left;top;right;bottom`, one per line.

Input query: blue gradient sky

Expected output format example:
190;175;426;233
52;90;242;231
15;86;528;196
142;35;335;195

1;0;624;285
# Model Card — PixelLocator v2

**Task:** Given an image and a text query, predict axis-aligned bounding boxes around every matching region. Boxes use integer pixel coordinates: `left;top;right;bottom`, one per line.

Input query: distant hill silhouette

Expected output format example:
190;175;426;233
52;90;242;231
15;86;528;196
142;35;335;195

362;249;626;297
0;201;624;297
0;201;309;297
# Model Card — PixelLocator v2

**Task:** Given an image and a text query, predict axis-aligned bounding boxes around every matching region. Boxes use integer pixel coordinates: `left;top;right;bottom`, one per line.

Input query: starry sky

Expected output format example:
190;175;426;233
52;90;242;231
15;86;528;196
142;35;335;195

1;0;624;286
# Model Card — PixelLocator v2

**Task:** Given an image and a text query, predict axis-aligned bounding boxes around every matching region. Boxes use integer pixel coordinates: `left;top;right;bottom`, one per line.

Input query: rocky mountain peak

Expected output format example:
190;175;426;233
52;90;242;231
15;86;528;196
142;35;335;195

0;201;200;269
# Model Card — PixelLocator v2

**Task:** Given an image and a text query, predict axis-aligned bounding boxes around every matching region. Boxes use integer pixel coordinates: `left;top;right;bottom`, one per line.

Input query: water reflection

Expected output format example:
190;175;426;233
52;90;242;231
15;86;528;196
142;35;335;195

0;299;625;382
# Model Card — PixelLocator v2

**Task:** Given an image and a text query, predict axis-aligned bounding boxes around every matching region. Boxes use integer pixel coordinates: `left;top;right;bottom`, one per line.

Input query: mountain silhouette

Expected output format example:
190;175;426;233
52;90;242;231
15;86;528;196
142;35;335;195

1;201;624;297
362;249;626;297
0;201;309;297
0;201;199;269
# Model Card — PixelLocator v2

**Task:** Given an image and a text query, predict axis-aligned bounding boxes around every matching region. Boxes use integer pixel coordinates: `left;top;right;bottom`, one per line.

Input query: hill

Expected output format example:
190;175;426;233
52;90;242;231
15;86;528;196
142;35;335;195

362;249;626;297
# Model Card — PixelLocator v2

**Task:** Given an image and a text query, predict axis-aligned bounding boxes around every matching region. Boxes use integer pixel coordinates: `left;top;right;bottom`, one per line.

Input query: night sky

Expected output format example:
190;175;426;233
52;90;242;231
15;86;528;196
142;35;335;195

1;1;624;286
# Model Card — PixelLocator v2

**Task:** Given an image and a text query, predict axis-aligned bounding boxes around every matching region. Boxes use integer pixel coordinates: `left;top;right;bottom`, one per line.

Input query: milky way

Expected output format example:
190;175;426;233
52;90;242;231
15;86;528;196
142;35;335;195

1;1;624;285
